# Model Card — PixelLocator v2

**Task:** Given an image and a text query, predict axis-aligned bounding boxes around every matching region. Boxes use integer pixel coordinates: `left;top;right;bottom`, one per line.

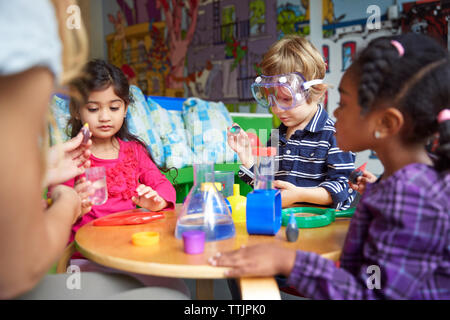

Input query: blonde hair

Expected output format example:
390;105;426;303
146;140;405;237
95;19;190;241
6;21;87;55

260;35;327;103
42;0;89;187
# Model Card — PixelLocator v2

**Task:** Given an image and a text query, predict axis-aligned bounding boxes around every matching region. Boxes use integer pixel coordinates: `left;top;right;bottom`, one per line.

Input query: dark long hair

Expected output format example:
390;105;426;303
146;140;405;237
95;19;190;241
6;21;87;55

68;59;178;180
352;33;450;172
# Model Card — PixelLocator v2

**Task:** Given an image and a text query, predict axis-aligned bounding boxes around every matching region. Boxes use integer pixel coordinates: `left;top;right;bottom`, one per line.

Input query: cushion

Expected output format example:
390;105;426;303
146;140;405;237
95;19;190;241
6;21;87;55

48;94;71;145
146;96;193;169
182;97;238;164
126;85;165;167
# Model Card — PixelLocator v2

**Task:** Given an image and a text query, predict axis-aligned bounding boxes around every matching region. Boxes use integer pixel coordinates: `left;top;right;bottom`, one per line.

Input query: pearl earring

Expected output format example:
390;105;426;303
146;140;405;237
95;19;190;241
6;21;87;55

374;131;381;139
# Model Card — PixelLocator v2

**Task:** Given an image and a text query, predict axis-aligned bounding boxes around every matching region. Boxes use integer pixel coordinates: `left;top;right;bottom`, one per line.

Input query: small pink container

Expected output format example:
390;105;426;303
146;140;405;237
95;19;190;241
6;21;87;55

182;230;205;254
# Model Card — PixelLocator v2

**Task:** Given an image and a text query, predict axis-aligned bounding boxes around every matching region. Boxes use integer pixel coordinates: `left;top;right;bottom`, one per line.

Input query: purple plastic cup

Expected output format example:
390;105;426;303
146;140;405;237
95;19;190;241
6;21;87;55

182;230;206;254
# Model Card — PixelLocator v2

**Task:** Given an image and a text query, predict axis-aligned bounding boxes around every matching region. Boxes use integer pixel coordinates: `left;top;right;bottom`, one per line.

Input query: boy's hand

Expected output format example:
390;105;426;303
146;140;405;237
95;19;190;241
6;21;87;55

132;184;167;211
348;170;377;195
273;180;299;208
227;123;254;168
208;243;297;278
74;177;93;216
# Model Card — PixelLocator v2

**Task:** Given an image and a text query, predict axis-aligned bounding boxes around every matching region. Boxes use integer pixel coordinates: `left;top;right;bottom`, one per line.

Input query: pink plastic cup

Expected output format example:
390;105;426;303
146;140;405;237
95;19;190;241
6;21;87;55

182;230;205;254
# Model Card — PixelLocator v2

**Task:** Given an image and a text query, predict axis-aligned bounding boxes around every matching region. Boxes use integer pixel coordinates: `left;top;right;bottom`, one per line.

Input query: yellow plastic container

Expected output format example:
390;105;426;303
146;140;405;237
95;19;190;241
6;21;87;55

227;184;247;223
132;231;160;246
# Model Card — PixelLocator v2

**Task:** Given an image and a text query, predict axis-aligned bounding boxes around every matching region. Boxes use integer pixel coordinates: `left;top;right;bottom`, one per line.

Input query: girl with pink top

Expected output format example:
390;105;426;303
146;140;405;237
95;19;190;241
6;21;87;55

65;59;176;243
61;60;189;296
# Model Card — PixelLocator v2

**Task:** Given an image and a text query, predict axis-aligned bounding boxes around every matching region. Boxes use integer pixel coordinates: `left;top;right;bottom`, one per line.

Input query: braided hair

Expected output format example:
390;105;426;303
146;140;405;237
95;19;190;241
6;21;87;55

352;33;450;171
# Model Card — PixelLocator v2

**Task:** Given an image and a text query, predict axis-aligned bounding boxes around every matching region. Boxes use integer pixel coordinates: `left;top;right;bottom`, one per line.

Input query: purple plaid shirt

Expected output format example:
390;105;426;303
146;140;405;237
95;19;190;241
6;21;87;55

287;163;450;299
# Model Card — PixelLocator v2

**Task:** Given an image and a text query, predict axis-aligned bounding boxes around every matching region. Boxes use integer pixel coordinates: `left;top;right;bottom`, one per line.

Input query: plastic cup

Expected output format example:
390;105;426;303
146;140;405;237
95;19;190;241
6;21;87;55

85;167;108;206
211;171;234;197
182;230;205;254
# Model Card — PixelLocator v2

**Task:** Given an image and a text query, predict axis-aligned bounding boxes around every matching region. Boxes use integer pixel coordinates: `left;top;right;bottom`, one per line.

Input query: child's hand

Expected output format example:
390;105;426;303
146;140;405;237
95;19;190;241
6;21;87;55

74;177;93;217
272;180;299;208
132;184;168;211
348;170;377;195
208;243;296;278
227;123;254;168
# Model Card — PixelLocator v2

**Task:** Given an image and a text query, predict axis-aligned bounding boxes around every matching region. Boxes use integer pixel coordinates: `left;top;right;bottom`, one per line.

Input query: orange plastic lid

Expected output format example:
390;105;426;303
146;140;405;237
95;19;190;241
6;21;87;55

252;147;277;157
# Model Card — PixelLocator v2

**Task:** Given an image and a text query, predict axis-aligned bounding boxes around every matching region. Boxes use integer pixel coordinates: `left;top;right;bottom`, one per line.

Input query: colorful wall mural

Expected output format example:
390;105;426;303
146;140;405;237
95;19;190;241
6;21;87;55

103;0;447;99
102;0;449;175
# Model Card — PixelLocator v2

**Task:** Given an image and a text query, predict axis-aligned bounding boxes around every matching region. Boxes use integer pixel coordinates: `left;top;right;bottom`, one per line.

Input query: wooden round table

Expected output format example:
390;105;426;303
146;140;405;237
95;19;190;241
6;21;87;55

75;205;350;299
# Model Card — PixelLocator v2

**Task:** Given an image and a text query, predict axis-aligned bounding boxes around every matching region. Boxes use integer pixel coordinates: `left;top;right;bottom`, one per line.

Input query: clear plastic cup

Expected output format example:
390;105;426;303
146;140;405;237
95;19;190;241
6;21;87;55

85;167;108;206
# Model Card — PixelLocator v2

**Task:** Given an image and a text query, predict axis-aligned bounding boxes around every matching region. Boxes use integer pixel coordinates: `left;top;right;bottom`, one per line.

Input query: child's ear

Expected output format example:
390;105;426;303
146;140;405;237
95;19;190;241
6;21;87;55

308;83;327;105
374;107;404;139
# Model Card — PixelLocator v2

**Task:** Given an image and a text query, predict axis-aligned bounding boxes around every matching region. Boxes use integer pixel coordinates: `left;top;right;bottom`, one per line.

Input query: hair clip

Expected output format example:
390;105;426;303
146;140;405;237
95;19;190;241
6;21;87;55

437;109;450;124
390;40;405;57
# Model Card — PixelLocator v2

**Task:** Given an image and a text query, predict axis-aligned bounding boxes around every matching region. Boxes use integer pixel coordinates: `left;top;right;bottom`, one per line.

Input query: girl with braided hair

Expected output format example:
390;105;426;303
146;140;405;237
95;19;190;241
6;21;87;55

210;33;450;299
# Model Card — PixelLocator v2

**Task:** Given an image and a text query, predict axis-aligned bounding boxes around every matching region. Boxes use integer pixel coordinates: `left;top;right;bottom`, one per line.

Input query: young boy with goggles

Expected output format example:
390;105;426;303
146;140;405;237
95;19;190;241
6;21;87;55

228;35;356;210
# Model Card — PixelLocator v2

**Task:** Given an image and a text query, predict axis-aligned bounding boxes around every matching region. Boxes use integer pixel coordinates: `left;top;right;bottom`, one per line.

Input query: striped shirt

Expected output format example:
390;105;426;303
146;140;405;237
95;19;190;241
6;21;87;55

287;163;450;299
238;105;356;210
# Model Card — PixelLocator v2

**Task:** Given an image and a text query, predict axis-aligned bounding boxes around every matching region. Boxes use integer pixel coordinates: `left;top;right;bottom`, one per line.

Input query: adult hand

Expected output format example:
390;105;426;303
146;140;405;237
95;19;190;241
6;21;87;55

44;130;92;187
74;177;93;217
208;243;296;278
348;170;377;195
49;184;82;224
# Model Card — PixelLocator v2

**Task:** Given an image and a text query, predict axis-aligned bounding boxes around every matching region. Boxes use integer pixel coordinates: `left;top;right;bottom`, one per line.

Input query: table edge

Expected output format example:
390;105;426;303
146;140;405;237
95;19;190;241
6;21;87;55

75;241;231;279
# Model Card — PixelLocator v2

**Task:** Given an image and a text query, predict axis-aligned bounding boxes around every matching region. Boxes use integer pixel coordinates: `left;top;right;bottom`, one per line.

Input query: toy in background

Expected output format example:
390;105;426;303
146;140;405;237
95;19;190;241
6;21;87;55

175;163;236;242
246;147;282;235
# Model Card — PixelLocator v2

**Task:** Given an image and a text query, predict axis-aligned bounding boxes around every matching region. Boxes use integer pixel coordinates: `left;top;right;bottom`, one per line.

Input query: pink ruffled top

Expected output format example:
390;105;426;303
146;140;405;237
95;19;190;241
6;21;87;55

64;138;176;244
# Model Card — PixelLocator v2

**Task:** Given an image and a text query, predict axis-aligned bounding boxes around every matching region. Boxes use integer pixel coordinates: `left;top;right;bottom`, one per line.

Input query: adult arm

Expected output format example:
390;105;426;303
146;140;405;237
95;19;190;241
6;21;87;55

0;68;81;299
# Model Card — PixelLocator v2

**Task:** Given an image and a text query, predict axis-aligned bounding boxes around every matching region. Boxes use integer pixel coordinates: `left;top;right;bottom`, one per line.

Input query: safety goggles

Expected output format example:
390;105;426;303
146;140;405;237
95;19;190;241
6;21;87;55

251;72;323;110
